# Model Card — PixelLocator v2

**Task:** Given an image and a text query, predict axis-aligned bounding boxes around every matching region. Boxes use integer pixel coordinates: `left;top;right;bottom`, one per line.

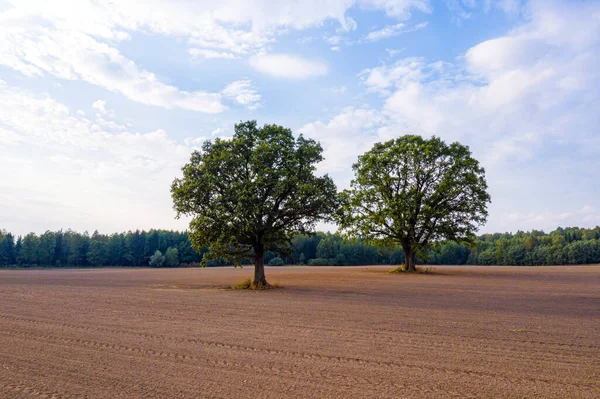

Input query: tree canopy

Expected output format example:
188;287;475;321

339;135;491;272
171;120;338;287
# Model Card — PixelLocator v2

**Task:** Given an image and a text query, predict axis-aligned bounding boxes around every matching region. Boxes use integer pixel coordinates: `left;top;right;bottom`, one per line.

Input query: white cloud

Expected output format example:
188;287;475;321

2;0;598;237
0;0;433;114
360;0;432;19
304;0;600;232
327;35;344;45
209;127;233;139
486;133;538;163
359;57;429;94
0;0;432;58
386;48;405;57
326;86;347;95
342;16;359;31
249;53;328;79
92;100;107;115
299;107;385;179
362;21;428;42
355;0;600;161
505;206;600;233
0;17;226;113
364;23;406;41
444;0;476;22
484;0;523;14
221;79;262;109
189;48;237;60
297;36;315;44
183;136;211;150
0;82;198;235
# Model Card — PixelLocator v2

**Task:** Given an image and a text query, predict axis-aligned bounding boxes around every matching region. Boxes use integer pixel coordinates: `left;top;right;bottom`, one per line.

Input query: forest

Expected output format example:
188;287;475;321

1;226;599;268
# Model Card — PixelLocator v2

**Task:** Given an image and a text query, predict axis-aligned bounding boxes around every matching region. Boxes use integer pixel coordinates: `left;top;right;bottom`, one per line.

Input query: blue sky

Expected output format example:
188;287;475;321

1;0;599;236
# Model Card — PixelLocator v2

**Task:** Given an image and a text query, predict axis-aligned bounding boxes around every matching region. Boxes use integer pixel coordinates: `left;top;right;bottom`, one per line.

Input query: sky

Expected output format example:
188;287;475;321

0;0;599;237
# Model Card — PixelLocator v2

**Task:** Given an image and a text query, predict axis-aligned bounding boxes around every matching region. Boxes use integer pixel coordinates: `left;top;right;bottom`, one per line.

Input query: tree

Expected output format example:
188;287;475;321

292;234;321;263
107;233;126;266
146;231;160;261
14;236;22;265
339;135;490;272
38;231;57;265
149;250;165;267
128;230;146;266
0;231;16;266
171;121;338;287
69;232;90;266
20;233;40;265
268;256;284;266
87;232;108;267
54;230;64;266
316;234;340;259
164;247;179;267
60;230;73;266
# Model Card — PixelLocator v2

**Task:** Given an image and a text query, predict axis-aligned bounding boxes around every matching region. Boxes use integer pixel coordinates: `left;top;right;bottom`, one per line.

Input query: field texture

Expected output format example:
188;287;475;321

0;266;598;398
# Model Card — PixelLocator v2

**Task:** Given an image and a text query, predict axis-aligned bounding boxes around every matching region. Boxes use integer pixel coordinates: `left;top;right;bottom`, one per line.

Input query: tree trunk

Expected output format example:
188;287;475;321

404;248;416;272
253;244;268;287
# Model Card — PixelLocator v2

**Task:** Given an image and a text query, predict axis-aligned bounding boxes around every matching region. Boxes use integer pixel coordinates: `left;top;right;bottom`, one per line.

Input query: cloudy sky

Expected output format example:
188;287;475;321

1;0;599;236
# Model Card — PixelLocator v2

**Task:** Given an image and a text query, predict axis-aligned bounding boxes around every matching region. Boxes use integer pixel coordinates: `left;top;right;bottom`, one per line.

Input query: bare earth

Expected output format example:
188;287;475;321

0;266;598;398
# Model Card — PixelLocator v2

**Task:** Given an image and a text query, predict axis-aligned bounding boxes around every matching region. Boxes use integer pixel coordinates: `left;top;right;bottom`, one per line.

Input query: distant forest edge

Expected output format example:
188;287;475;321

1;226;600;268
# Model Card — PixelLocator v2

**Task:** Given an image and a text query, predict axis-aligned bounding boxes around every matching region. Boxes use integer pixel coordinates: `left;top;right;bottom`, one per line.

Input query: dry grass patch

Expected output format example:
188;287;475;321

388;266;436;274
231;279;281;290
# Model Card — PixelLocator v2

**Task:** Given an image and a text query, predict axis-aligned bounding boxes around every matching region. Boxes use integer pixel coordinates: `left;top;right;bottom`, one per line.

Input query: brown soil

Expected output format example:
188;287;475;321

1;266;599;398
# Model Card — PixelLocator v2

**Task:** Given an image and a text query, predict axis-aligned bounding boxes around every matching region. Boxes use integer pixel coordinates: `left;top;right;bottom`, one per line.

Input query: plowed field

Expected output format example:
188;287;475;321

1;266;598;398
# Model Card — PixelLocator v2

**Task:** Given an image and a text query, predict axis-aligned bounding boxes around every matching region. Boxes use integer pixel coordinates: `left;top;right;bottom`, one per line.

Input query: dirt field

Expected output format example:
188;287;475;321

0;266;598;398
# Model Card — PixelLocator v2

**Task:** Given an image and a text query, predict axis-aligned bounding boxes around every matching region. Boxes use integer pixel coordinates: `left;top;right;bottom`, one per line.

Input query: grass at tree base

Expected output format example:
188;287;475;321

231;279;281;290
388;266;435;274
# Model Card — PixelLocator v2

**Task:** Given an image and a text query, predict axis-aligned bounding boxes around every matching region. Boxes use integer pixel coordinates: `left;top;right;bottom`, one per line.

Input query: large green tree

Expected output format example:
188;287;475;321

339;135;491;272
20;233;40;265
171;121;338;287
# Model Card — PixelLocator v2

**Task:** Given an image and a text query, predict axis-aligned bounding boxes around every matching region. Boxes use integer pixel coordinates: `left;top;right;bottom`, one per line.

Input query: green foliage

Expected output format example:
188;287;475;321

38;231;57;265
0;230;16;266
467;227;600;266
307;258;329;266
0;229;206;268
149;250;165;267
268;256;284;266
427;242;470;265
171;120;338;285
298;253;306;264
20;233;40;265
292;234;320;262
164;247;179;267
86;231;108;266
1;226;599;268
69;231;90;266
339;135;491;271
316;233;339;259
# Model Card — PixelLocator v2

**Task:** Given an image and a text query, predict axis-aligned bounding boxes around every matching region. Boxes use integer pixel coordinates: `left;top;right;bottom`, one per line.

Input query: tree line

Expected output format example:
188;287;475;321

292;227;600;266
464;227;600;266
0;229;200;268
1;226;599;268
